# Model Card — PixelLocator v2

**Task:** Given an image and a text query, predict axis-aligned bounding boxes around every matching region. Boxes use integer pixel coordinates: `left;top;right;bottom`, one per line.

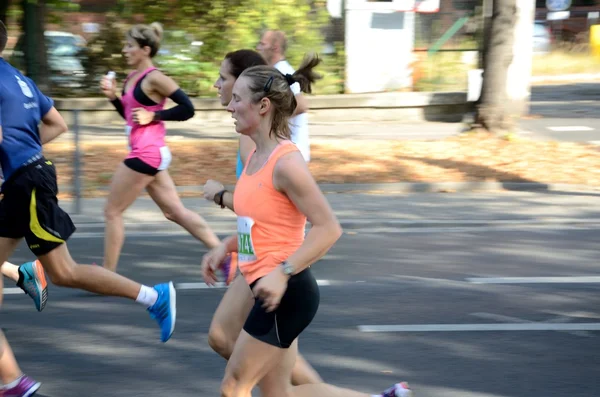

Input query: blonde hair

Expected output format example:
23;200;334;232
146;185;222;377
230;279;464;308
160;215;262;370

127;22;163;57
240;53;321;140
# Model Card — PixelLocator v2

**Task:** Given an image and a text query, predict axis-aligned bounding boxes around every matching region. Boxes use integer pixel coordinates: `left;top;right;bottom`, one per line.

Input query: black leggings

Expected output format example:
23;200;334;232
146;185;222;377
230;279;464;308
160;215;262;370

243;268;320;348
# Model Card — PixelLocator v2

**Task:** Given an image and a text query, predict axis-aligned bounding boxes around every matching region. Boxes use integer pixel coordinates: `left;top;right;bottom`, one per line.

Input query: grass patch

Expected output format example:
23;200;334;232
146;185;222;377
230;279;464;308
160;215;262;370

532;50;600;76
413;50;600;92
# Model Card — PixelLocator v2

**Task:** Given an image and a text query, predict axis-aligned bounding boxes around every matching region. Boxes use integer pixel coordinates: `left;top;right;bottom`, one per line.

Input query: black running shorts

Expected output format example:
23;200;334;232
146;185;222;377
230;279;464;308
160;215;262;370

0;156;76;256
123;157;160;176
243;268;320;349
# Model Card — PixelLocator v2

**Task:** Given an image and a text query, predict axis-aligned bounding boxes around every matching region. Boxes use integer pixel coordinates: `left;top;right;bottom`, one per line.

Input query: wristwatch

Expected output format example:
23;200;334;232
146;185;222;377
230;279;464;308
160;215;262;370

281;261;295;277
214;189;227;209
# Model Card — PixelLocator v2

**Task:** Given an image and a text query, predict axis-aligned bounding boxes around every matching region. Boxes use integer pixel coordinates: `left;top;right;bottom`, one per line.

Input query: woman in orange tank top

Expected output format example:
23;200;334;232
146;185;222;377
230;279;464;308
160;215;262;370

200;49;323;387
200;55;412;397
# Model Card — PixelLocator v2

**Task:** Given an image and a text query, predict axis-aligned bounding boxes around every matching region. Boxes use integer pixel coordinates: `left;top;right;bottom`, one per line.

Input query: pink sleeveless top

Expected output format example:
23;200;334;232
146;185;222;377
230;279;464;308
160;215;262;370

121;67;170;169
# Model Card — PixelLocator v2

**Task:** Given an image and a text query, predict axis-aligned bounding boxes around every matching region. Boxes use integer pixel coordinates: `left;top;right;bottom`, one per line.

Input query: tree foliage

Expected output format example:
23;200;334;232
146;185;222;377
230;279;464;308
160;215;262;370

5;0;343;97
99;0;340;97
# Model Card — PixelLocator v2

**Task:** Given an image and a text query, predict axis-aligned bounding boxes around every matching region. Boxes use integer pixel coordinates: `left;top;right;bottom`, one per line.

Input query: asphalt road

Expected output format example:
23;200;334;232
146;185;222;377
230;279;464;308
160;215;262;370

522;82;600;143
3;222;600;397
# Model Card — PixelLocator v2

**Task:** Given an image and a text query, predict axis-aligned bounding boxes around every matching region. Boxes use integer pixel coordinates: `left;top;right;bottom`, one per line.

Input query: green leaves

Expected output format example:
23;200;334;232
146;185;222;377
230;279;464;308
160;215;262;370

72;0;342;96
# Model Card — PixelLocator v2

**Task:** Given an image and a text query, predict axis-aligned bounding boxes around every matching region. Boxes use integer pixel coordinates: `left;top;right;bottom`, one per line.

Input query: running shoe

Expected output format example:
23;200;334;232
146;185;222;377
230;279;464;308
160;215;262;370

16;260;48;312
2;375;41;397
379;382;412;397
147;282;176;342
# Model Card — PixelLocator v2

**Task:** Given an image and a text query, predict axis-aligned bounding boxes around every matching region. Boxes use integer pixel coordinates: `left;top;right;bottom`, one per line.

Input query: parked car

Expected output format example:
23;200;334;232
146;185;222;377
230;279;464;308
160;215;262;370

10;31;88;89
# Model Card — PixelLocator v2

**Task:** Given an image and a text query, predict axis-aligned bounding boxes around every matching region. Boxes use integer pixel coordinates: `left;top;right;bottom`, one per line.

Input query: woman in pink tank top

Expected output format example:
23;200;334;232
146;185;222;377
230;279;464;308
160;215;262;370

99;22;220;272
200;55;412;397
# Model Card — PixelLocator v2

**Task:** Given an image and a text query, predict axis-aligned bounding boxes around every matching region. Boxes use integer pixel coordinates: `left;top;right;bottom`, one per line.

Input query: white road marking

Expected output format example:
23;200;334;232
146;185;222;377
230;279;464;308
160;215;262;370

177;280;331;290
546;126;594;132
3;288;25;295
470;312;592;337
466;276;600;284
176;282;227;290
68;230;233;239
358;323;600;333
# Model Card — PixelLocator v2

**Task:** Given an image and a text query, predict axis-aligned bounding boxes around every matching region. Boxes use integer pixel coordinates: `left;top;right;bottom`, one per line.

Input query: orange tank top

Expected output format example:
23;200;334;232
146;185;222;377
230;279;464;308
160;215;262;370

234;141;307;285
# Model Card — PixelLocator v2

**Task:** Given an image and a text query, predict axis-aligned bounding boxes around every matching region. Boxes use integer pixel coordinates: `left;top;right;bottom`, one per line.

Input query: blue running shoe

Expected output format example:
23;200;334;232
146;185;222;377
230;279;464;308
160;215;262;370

147;282;176;342
17;260;48;312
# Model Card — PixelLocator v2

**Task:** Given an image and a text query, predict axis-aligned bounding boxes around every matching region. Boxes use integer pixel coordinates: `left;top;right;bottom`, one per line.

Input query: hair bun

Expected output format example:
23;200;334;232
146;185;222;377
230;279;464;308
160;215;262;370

149;22;163;41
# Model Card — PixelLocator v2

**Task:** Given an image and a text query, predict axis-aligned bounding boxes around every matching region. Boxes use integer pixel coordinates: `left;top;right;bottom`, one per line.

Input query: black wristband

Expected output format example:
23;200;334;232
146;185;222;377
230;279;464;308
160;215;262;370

214;189;228;209
110;97;125;120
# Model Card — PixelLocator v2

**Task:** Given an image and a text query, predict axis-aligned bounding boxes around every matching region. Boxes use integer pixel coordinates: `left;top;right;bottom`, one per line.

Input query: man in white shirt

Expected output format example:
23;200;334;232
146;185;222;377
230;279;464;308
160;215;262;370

257;30;311;162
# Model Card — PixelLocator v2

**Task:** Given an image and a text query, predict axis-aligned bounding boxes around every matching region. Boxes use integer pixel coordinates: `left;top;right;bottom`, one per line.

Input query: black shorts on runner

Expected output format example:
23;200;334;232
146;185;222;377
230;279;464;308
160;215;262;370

0;156;76;256
243;267;320;349
123;157;160;176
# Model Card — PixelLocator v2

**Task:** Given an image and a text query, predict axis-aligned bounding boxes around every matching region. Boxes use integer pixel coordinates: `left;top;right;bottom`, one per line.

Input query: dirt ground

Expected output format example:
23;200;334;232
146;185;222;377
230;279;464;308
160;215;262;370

41;133;600;198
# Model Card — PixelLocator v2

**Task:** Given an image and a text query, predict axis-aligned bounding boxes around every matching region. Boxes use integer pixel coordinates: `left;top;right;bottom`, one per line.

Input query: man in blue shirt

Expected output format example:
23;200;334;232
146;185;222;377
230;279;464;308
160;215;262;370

0;21;177;397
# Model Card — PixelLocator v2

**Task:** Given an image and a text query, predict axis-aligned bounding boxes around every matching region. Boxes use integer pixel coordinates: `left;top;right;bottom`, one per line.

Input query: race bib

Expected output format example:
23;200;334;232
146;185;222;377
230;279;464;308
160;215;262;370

237;216;257;262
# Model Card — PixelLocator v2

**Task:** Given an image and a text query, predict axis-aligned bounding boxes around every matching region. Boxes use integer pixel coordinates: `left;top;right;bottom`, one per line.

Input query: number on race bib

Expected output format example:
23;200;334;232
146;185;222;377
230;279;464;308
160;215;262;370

237;216;257;262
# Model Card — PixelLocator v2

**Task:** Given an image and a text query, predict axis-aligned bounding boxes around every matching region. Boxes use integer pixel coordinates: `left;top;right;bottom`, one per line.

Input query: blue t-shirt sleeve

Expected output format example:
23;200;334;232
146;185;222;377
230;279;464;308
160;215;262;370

0;83;3;125
26;77;54;117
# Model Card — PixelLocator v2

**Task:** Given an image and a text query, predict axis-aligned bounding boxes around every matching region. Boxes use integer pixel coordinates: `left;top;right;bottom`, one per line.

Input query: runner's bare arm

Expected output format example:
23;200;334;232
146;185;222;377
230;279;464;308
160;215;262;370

220;234;238;254
293;92;308;116
40;107;68;145
148;71;180;98
273;151;342;274
203;180;235;212
218;191;235;212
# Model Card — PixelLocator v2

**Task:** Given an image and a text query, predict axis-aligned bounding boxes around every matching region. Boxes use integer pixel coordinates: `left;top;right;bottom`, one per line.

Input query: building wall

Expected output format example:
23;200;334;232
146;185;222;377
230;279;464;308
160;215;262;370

345;0;415;93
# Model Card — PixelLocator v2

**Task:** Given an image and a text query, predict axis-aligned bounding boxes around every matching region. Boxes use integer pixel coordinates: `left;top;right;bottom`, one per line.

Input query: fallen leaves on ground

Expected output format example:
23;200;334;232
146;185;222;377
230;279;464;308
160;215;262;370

43;133;600;199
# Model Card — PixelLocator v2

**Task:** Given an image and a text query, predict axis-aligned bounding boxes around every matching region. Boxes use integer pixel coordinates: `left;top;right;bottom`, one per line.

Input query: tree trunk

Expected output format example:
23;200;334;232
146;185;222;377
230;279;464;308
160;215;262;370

0;1;10;25
22;0;49;91
475;0;517;134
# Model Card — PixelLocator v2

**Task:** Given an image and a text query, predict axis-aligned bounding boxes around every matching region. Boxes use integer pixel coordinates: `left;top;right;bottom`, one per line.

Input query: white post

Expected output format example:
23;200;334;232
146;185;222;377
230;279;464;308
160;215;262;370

506;0;535;118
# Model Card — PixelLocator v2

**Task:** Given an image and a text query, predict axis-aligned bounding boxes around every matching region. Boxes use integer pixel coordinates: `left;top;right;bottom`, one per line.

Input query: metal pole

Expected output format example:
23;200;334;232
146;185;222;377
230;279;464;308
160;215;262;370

73;109;82;214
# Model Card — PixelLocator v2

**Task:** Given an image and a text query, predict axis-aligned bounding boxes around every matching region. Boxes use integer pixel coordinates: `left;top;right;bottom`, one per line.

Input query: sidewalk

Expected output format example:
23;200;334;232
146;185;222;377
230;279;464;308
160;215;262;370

64;190;600;234
55;121;467;144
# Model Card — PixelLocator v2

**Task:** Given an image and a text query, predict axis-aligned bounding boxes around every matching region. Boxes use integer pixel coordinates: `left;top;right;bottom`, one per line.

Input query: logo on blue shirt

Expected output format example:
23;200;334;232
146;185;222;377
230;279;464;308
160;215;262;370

15;75;34;98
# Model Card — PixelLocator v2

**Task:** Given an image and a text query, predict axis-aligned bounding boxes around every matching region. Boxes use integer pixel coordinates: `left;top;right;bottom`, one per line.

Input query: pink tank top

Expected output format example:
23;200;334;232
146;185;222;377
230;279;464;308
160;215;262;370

121;67;169;168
